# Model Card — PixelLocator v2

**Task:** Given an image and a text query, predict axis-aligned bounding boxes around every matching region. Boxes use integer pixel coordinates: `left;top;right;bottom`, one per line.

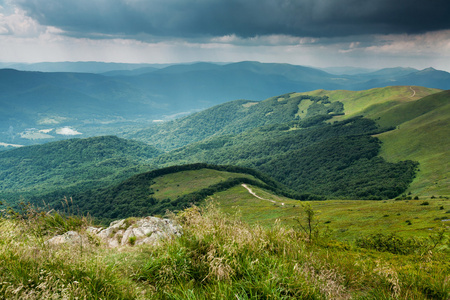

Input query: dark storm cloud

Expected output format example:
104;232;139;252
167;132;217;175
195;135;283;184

14;0;450;39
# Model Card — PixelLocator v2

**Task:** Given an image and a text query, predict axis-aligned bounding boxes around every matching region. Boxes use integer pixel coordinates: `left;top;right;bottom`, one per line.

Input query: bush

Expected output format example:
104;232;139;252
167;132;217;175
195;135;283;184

420;201;430;206
356;233;425;255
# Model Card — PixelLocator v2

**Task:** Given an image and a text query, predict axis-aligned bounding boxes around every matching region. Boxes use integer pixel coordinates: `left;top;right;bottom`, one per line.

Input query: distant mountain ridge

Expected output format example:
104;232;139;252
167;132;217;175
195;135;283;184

1;61;449;148
0;61;169;73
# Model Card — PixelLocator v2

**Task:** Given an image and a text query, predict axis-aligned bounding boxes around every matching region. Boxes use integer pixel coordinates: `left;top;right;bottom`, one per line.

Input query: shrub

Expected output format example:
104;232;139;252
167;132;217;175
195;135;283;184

356;233;425;255
128;236;137;246
420;201;430;206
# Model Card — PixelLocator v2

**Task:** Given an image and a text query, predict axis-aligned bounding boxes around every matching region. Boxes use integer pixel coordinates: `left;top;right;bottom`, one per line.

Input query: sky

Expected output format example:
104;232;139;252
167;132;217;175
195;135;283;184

1;0;450;71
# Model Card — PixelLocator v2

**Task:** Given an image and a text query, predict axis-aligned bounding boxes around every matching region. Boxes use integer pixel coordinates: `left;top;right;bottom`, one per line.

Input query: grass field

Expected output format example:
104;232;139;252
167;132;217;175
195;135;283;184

211;184;450;241
150;168;261;200
297;86;441;118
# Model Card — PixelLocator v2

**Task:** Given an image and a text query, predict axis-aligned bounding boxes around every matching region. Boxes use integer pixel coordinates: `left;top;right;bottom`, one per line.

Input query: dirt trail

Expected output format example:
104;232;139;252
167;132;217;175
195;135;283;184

409;86;416;98
241;184;280;204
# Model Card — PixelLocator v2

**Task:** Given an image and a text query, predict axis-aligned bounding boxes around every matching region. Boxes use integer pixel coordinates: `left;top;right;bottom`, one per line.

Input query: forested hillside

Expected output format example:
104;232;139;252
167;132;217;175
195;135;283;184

127;93;344;150
0;136;161;202
152;117;417;199
0;87;447;210
62;164;304;222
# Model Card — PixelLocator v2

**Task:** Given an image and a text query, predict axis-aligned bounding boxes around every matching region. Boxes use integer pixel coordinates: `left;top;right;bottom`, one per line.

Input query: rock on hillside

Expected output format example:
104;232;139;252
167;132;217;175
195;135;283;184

47;216;182;248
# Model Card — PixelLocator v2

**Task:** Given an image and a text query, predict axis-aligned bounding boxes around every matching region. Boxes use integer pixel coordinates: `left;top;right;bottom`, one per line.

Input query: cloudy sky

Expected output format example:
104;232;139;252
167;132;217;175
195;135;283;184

1;0;450;71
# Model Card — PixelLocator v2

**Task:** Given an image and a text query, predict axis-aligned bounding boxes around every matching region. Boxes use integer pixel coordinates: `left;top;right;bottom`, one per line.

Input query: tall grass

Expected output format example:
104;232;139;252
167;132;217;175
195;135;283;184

0;205;141;299
0;203;448;299
135;204;449;299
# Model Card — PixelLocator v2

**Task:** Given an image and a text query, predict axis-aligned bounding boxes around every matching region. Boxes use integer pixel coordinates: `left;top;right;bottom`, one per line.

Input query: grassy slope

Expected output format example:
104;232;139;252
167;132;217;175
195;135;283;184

299;87;448;196
298;86;441;117
151;168;260;200
376;92;450;196
210;184;450;241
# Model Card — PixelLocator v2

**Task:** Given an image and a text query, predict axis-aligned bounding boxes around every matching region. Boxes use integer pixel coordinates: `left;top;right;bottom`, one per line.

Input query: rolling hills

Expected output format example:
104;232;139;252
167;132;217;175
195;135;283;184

0;62;448;299
2;61;450;148
0;136;161;202
0;85;447;213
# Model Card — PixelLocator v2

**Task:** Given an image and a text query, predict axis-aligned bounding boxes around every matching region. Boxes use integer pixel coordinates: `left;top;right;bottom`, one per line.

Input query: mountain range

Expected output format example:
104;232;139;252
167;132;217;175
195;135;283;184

1;84;447;213
1;61;450;147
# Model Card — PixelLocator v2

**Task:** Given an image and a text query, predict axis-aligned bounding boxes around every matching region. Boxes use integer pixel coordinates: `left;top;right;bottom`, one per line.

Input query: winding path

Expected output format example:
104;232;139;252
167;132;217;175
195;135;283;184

409;86;416;98
241;184;284;205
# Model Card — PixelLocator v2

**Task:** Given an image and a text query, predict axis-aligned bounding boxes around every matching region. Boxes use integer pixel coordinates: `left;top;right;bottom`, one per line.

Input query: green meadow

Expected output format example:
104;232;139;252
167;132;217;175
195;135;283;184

211;184;450;241
151;169;261;201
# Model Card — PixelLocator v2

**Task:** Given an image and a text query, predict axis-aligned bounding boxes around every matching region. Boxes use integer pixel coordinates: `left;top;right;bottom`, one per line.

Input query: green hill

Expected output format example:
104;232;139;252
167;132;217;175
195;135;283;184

151;116;417;199
126;93;344;150
375;91;450;196
296;87;449;197
297;86;441;117
0;136;161;203
65;164;300;222
137;86;447;198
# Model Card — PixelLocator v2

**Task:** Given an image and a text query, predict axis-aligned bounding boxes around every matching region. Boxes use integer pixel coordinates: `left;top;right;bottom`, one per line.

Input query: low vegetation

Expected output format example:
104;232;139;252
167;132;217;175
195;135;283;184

0;203;448;299
211;184;450;241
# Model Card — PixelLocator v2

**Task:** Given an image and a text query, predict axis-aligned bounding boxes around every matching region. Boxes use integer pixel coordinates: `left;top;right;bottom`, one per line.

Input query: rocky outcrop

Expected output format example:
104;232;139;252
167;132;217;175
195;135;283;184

47;216;181;248
46;230;88;246
96;216;182;248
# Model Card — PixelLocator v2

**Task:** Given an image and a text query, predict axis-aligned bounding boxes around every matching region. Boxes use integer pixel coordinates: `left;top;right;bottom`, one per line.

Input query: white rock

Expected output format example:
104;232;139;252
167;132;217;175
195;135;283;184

46;216;182;248
46;231;85;246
